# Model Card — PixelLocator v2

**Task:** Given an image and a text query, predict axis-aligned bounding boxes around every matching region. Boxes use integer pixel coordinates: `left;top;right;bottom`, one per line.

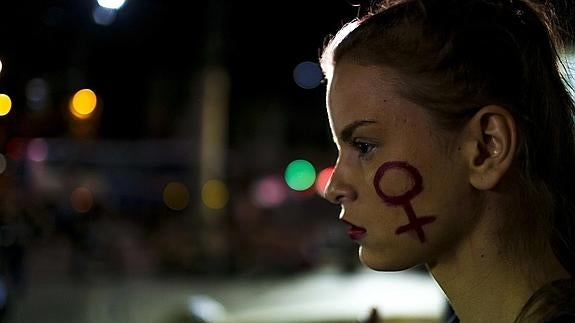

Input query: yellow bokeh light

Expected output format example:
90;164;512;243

163;182;190;211
201;179;229;210
70;89;97;119
70;187;93;213
0;94;12;116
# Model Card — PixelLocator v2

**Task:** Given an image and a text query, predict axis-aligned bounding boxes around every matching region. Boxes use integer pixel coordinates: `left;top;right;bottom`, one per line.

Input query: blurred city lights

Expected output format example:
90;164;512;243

187;295;227;323
284;159;316;191
293;61;323;89
25;78;49;111
92;6;118;26
0;94;12;116
97;0;126;10
315;166;335;196
293;186;317;199
27;138;48;162
70;187;94;213
250;175;288;208
202;179;229;210
6;138;26;160
70;89;97;120
0;154;6;174
163;182;190;211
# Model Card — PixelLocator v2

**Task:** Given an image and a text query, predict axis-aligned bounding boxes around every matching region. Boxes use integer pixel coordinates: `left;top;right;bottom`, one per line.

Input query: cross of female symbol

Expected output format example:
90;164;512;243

373;161;436;243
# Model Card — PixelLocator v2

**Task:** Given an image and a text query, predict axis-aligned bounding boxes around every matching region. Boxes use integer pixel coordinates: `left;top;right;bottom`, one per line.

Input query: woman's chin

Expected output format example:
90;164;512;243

359;246;419;271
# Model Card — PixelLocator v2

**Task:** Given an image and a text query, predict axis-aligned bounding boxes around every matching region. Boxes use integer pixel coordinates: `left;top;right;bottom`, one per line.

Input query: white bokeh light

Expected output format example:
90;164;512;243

97;0;126;10
92;6;118;25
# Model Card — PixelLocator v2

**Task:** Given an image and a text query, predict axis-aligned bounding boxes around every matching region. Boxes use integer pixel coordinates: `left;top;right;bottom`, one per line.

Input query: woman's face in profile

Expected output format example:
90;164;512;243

325;62;479;270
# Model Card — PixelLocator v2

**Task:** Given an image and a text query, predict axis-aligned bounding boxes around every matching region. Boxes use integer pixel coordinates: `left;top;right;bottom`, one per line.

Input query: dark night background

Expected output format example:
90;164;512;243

0;1;573;323
0;0;358;140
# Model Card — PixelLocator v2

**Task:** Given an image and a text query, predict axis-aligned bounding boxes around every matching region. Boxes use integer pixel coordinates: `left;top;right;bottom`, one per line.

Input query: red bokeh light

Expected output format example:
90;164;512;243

315;166;335;197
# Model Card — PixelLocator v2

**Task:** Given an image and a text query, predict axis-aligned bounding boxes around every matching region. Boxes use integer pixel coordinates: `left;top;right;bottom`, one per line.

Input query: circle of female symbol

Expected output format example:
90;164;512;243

373;161;437;243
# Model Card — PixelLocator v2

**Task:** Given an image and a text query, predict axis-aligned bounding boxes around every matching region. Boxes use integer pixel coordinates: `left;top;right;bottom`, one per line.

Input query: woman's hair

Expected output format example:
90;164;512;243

320;0;575;319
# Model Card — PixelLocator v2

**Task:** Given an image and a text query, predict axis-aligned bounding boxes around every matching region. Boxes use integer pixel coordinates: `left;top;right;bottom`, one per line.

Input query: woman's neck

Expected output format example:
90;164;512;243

427;207;570;323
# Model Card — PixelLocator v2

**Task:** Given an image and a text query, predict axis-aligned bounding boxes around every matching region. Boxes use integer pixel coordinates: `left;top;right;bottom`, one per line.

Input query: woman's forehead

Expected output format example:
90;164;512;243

329;64;404;106
328;64;431;144
327;63;418;127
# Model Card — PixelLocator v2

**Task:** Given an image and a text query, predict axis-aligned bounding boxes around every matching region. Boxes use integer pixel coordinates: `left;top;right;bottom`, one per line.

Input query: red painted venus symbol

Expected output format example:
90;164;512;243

373;161;436;243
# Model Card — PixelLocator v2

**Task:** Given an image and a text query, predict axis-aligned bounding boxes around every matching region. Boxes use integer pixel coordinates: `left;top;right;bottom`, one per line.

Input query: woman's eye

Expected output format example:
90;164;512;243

352;140;376;156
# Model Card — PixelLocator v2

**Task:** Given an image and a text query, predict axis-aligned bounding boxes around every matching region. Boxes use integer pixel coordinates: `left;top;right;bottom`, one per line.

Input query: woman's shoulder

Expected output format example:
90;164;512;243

444;279;575;323
537;278;575;323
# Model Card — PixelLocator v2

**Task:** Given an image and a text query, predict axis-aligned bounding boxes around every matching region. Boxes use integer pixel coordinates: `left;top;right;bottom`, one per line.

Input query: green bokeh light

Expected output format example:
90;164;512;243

284;159;317;191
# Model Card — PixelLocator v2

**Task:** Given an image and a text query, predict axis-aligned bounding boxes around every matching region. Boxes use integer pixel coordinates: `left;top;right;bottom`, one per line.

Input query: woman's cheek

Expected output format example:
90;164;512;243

373;161;436;243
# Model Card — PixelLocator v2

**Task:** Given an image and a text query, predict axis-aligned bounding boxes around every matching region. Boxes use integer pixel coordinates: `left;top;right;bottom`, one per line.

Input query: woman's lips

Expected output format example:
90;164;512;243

342;219;367;241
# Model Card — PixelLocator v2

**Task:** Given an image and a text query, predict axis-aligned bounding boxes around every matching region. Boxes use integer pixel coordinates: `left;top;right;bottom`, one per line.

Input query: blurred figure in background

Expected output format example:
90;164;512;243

321;0;575;322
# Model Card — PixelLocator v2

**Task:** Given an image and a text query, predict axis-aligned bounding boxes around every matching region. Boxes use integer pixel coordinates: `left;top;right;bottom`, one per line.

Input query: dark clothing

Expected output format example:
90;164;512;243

444;279;575;323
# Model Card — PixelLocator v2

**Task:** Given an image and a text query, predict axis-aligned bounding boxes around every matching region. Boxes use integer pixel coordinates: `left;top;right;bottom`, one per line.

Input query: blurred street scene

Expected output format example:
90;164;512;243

0;0;573;322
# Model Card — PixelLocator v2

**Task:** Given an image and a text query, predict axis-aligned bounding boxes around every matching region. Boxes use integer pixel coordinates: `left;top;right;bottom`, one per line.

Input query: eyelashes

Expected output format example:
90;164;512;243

351;138;377;159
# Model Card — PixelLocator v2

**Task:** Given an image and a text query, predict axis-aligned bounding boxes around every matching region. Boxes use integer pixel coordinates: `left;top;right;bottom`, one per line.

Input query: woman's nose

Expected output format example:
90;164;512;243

324;166;357;204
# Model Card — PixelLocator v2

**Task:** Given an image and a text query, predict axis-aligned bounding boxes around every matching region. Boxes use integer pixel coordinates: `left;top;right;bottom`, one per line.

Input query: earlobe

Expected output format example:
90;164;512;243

464;105;517;190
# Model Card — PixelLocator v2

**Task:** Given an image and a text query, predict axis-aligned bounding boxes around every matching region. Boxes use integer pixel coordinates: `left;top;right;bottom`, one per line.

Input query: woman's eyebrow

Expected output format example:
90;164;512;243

340;119;378;143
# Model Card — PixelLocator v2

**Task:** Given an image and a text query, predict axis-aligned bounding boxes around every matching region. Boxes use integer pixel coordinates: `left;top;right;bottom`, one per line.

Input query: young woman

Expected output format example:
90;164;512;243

320;0;575;322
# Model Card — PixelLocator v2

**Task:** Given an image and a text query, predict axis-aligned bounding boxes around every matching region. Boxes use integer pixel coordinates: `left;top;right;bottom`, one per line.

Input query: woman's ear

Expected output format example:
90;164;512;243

461;105;517;190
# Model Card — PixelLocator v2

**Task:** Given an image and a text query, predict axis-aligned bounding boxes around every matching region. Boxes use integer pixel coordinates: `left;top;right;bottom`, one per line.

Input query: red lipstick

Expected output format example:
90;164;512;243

342;220;367;241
